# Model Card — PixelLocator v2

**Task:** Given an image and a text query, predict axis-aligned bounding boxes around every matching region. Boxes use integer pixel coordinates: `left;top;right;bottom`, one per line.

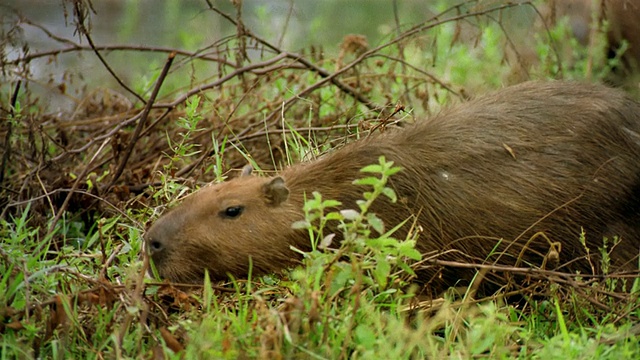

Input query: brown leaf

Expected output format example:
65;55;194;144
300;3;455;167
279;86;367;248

222;333;232;353
151;345;166;360
6;320;24;331
159;327;184;353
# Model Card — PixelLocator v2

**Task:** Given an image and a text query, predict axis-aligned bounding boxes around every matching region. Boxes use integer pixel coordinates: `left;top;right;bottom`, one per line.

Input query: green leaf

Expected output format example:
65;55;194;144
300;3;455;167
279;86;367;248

291;220;311;229
322;199;342;208
373;256;390;288
353;177;380;186
367;237;398;250
398;240;421;260
397;261;417;276
401;248;422;261
385;166;403;176
330;263;355;294
381;187;397;202
355;325;377;349
360;164;383;173
325;212;344;221
319;233;336;249
339;209;360;221
367;213;385;234
303;197;322;211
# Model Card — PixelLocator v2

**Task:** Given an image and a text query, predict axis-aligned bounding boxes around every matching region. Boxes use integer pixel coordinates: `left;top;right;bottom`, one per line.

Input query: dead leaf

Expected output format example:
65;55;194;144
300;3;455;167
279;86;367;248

159;327;184;353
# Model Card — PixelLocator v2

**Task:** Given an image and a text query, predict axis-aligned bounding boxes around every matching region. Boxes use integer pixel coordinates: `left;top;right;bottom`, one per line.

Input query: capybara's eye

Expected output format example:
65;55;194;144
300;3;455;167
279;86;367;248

221;206;244;218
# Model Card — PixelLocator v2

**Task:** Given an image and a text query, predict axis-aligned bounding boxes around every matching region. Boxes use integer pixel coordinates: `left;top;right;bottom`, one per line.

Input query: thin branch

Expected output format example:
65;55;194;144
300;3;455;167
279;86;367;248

107;52;176;190
71;2;146;104
155;52;289;108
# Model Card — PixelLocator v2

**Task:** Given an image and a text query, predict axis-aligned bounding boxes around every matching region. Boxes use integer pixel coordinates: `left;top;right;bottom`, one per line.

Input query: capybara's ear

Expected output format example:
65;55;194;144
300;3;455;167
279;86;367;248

241;164;253;177
263;177;289;206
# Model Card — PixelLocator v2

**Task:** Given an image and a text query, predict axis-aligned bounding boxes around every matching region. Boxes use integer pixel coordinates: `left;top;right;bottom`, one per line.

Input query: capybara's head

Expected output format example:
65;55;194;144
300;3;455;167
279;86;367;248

145;170;306;283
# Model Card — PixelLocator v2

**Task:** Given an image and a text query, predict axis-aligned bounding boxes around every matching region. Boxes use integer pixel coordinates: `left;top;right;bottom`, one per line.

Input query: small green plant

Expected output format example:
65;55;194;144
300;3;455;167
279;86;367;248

167;95;204;163
205;134;229;183
211;156;416;357
293;155;421;294
152;95;207;203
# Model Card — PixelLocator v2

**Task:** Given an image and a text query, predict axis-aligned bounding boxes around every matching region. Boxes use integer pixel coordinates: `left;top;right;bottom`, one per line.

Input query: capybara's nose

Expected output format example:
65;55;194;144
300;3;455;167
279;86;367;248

145;212;182;258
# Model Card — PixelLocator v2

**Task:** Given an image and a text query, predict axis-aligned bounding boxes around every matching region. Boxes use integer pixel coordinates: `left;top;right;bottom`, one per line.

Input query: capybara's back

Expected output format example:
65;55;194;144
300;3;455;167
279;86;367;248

146;81;640;293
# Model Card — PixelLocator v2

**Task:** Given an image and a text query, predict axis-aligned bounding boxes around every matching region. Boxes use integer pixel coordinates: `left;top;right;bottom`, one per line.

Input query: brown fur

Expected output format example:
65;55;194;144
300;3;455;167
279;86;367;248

146;81;640;291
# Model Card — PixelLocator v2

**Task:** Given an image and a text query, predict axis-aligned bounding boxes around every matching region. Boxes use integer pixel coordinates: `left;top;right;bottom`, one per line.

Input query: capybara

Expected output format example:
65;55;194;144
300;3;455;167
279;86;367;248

146;81;640;292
